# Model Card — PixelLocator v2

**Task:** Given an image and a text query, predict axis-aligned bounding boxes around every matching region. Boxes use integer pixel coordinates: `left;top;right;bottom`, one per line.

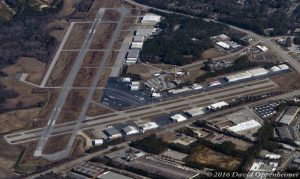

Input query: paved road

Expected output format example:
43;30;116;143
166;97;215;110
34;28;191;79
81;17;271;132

34;9;106;157
6;78;279;144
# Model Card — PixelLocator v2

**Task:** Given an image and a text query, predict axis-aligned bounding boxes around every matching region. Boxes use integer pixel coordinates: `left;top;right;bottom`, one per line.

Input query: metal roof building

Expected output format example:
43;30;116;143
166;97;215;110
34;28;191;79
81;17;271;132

138;122;159;133
97;171;132;179
247;67;269;76
279;106;300;125
185;108;205;117
103;127;122;139
224;71;252;82
228;119;262;133
132;35;145;42
122;126;139;136
170;114;187;122
130;42;143;49
135;28;156;36
207;101;229;110
141;13;161;24
216;41;230;49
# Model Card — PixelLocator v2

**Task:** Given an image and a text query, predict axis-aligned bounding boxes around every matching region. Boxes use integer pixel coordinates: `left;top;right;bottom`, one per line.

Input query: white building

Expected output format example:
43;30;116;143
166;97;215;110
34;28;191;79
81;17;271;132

131;42;144;49
92;139;104;146
191;84;203;90
224;71;252;82
135;28;156;36
126;49;140;64
278;64;289;70
152;92;161;98
133;35;145;42
141;13;161;24
216;41;231;50
185;108;205;117
228;119;262;133
138;122;159;133
104;127;122;139
207;101;229;111
121;77;132;82
122;126;139;135
170;114;187;122
168;87;191;94
270;66;281;72
256;45;268;52
250;161;278;172
209;80;221;87
247;67;269;76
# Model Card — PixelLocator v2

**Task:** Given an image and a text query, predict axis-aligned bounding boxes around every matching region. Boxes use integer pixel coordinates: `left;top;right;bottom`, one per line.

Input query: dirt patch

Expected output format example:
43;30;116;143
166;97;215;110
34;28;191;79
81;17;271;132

46;51;78;87
0;108;40;134
127;64;151;76
271;70;300;91
2;57;45;84
82;51;104;67
73;68;97;87
87;103;113;117
93;89;104;102
89;23;117;49
187;145;240;171
200;48;225;60
103;9;120;21
62;89;88;113
63;23;92;50
43;134;71;155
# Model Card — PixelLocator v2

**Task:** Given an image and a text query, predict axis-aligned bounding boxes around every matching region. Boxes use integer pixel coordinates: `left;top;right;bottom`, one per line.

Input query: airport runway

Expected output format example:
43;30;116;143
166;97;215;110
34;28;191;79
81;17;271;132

5;78;279;145
33;9;106;157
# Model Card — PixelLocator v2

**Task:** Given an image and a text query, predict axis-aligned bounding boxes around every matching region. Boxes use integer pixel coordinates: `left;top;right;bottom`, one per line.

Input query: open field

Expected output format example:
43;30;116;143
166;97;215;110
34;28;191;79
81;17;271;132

63;23;92;50
102;9;120;21
97;68;112;87
122;17;136;30
43;134;71;154
82;51;104;67
106;50;118;67
46;51;78;87
73;68;97;87
200;48;225;60
87;103;113;117
89;23;117;49
2;57;45;84
62;90;88;113
187;145;240;171
271;70;300;91
0;108;40;134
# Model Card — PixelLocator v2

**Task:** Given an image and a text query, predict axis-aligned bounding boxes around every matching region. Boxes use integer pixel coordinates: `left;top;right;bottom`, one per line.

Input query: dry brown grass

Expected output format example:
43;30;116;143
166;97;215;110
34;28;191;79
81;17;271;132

89;23;117;49
187;145;240;171
63;23;92;50
73;68;97;87
97;68;111;87
87;103;113;117
103;9;120;21
43;134;71;155
46;51;78;87
82;51;104;67
200;48;225;60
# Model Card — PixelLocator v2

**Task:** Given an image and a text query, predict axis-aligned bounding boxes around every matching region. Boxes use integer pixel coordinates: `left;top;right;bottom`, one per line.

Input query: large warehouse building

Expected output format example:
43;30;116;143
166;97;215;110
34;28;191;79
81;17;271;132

279;106;300;125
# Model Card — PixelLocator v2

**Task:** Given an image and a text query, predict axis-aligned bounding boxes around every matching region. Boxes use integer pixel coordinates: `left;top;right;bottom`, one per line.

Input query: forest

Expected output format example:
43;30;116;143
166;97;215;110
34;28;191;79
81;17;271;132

140;14;228;66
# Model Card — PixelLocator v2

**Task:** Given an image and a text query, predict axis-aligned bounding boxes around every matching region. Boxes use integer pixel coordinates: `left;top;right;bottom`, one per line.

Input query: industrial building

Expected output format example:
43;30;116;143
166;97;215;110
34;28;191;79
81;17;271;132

185;107;205;117
130;42;143;49
132;35;145;42
98;171;133;179
256;45;268;52
103;127;122;139
216;41;231;50
170;114;187;122
172;135;197;146
247;67;269;76
276;126;299;141
168;87;191;94
141;13;161;24
209;80;221;87
278;64;289;70
250;160;278;172
253;102;280;118
130;81;140;91
270;66;281;72
224;71;252;82
122;126;139;136
279;106;300;125
207;101;229;111
135;28;156;36
70;162;105;179
138;122;159;133
228;119;262;133
126;49;140;64
151;92;161;98
191;84;203;90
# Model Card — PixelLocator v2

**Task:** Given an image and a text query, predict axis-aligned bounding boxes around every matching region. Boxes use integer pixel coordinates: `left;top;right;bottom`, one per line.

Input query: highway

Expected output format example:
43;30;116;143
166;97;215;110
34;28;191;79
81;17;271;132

6;78;280;145
33;9;106;157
